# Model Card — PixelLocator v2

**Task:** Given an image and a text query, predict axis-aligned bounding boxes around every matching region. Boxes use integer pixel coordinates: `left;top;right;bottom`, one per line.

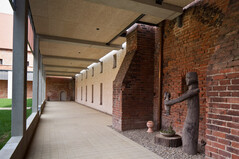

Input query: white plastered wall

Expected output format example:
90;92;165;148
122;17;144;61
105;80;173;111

75;44;126;115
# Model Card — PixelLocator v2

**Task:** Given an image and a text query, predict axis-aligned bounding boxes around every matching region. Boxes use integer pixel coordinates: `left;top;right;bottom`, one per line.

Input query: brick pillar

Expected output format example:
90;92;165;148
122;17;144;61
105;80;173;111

113;24;156;131
206;0;239;158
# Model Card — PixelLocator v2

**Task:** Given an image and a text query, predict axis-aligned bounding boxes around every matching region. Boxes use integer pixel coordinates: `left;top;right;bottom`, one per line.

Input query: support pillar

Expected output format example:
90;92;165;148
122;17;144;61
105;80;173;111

42;69;46;102
38;54;42;106
11;0;28;136
113;24;156;131
42;65;45;102
32;36;39;113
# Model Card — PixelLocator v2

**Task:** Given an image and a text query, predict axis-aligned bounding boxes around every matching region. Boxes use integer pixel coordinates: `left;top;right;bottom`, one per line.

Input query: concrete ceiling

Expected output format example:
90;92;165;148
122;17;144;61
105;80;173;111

29;0;194;77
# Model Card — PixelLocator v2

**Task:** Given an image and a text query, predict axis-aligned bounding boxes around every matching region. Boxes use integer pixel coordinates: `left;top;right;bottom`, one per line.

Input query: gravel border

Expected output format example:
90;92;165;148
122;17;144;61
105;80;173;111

111;127;205;159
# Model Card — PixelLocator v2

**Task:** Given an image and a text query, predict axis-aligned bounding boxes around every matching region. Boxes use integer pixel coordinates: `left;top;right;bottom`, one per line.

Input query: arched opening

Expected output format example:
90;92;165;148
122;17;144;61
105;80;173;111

60;91;67;101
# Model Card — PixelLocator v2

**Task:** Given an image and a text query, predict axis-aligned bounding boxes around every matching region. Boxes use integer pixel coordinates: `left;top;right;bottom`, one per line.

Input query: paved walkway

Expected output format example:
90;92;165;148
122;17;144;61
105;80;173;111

26;102;162;159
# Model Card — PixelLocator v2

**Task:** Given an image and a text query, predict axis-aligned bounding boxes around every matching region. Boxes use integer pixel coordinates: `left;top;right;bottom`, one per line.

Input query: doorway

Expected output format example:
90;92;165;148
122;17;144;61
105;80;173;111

60;91;67;101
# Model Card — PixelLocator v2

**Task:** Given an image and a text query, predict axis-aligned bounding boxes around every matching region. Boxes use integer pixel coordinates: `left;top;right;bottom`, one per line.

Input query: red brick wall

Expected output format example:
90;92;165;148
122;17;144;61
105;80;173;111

161;0;229;144
0;80;7;98
46;77;75;101
113;24;156;131
0;80;32;98
206;0;239;158
27;81;33;98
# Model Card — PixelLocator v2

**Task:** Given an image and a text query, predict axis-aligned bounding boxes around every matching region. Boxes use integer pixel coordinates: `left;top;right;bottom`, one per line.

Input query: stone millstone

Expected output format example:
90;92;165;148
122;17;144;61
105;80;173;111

155;134;182;147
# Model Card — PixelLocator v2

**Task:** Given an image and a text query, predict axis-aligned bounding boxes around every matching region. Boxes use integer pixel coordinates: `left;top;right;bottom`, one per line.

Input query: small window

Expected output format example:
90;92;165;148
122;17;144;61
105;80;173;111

92;67;94;77
100;83;103;105
92;85;94;103
86;71;88;79
85;86;87;102
0;59;2;65
27;61;29;66
100;62;103;73
113;54;117;68
81;87;83;100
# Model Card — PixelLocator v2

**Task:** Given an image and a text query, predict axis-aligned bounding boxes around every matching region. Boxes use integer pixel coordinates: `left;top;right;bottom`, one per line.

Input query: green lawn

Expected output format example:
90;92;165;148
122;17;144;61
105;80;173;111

0;98;32;108
0;110;11;149
0;98;32;150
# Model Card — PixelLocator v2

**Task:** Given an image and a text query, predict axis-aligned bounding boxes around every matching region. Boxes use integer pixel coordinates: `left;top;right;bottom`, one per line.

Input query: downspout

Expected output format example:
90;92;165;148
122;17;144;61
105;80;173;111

158;20;165;130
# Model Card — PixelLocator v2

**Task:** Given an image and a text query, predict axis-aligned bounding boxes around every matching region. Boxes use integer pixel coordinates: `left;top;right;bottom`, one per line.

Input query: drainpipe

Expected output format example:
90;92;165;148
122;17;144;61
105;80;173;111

158;20;165;130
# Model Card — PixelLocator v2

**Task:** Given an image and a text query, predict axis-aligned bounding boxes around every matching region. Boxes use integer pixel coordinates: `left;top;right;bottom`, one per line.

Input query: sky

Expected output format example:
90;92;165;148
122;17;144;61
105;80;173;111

0;0;13;14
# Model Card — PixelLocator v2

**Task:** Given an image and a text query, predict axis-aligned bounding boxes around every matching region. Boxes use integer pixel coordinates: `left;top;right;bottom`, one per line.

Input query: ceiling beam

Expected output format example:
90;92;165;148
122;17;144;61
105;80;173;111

39;34;122;50
132;0;182;12
46;70;79;74
84;0;183;20
107;14;145;44
45;68;82;72
46;74;74;77
42;55;99;63
44;64;87;69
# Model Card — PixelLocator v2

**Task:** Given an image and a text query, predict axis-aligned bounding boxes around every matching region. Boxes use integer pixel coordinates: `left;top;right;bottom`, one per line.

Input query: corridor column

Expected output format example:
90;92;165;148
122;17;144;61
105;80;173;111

11;0;28;136
38;54;42;106
41;63;44;103
32;36;39;113
43;71;46;101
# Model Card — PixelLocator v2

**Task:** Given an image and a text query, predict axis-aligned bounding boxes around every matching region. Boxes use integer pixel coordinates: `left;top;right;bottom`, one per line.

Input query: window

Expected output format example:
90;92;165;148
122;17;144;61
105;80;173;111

86;71;88;79
92;85;94;103
85;86;87;102
81;74;83;81
27;61;29;66
113;54;117;68
100;62;103;73
92;67;94;77
100;83;103;105
81;87;83;100
0;59;2;65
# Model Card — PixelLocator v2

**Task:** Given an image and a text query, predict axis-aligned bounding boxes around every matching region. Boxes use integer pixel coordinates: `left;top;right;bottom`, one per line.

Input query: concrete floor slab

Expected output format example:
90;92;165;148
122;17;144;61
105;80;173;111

26;102;162;159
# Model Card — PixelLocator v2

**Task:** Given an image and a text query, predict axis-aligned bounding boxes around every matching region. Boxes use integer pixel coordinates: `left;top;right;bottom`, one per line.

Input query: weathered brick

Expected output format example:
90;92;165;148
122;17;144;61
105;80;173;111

219;92;231;96
232;79;239;84
212;131;226;138
228;86;239;90
227;98;239;103
227;122;239;129
218;149;232;158
218;138;231;146
227;110;239;116
213;86;227;91
227;147;239;155
212;141;226;150
232;142;239;149
232;154;239;159
210;103;230;109
211;98;227;103
206;135;217;141
206;145;218;153
232;92;239;97
220;80;230;85
211;152;224;159
231;129;239;136
213;120;226;127
232;104;239;109
213;75;227;80
226;134;239;142
227;73;239;79
208;92;219;96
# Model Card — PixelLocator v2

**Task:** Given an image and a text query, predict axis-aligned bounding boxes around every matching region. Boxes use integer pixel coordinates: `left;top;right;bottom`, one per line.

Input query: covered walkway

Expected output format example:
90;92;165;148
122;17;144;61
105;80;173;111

26;102;161;159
